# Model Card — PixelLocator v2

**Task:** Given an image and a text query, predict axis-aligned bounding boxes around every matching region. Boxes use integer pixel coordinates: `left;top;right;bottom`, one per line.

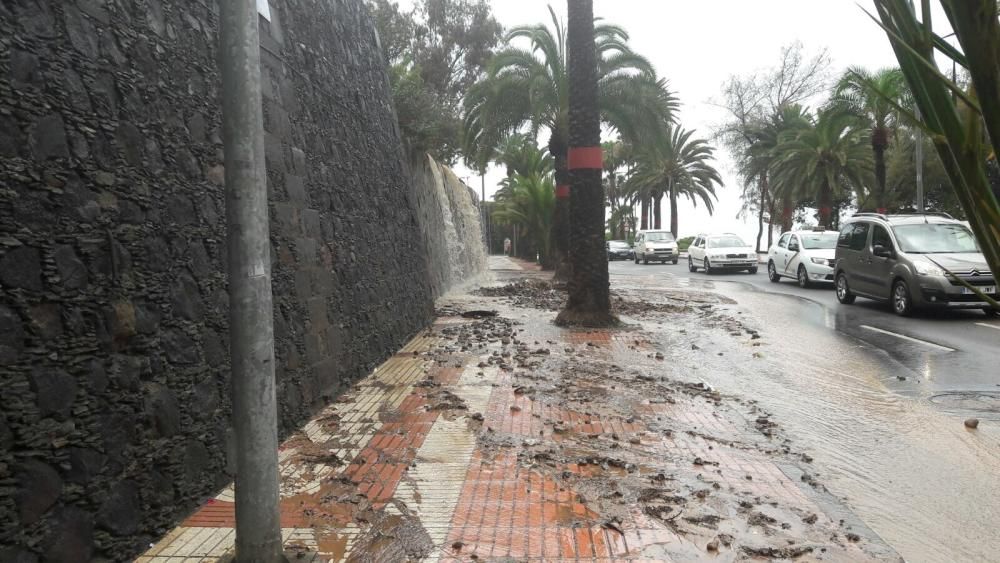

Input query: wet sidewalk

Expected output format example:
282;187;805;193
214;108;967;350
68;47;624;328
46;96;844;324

141;261;898;562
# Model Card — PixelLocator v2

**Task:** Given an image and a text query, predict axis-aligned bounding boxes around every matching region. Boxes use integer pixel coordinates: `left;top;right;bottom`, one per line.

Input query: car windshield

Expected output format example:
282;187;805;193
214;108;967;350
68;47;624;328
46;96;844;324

709;236;746;248
800;233;838;249
644;232;674;242
893;223;979;253
608;241;630;249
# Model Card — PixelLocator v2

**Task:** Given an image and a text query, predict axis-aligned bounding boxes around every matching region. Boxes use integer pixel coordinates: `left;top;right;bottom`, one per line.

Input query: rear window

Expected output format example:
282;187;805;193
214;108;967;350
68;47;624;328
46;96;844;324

838;223;869;251
801;233;838;249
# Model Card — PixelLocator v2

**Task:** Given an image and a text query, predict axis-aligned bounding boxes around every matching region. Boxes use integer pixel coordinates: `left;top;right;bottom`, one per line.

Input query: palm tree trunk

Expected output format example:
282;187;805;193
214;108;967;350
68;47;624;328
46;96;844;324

819;179;833;227
640;197;649;230
669;188;679;238
872;128;888;212
781;193;794;232
549;132;571;278
653;193;663;229
755;177;766;253
557;0;615;327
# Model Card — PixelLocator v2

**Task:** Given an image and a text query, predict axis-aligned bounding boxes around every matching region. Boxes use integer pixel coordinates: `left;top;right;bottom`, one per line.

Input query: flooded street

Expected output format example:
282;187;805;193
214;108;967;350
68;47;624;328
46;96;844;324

613;267;1000;562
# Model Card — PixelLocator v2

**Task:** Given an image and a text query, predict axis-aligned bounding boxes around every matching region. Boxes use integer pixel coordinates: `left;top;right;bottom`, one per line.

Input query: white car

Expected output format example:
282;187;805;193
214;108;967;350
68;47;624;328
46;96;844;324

634;230;679;264
767;230;839;287
688;233;758;274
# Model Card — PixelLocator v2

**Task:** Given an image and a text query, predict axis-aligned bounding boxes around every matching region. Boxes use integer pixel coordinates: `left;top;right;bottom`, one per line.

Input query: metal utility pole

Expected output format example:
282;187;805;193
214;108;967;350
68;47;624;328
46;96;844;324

219;1;284;561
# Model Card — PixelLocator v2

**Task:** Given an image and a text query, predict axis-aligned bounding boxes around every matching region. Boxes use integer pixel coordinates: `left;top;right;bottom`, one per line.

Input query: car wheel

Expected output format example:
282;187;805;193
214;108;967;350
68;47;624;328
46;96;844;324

688;256;697;272
748;266;758;274
836;273;856;304
983;307;999;317
672;258;679;265
797;265;811;288
767;261;781;283
704;258;714;275
634;254;640;264
892;279;915;317
643;255;649;265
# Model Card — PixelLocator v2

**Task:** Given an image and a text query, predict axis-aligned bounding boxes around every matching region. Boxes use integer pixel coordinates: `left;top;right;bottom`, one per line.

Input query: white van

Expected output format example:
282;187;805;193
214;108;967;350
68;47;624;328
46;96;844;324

633;230;679;264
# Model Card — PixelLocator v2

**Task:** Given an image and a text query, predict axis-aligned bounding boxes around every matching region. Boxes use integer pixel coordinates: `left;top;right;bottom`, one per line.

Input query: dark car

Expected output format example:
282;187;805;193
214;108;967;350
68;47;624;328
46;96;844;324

607;240;633;261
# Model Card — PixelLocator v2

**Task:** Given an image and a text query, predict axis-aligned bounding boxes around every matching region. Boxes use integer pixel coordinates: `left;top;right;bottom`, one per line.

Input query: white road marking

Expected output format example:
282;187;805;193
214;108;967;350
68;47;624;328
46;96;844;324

975;322;1000;331
860;325;956;352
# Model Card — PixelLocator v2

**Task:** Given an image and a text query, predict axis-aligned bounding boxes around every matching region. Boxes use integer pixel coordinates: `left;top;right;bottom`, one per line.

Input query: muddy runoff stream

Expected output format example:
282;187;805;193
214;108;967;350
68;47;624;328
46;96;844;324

610;274;1000;562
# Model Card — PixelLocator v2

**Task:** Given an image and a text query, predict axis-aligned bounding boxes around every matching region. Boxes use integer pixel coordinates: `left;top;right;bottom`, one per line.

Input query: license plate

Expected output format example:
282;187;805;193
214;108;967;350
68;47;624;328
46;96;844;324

963;286;995;294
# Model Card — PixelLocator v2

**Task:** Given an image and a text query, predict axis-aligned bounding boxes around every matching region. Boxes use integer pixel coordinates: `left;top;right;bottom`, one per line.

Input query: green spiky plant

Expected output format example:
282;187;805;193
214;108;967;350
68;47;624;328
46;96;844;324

868;0;1000;309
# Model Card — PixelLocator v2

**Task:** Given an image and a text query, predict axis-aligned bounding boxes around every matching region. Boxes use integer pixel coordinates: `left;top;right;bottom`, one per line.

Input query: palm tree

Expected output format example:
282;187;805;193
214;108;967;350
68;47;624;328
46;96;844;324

627;126;723;238
832;67;907;212
741;104;811;232
770;108;873;227
557;0;615;327
603;140;633;238
493;172;556;262
463;7;677;275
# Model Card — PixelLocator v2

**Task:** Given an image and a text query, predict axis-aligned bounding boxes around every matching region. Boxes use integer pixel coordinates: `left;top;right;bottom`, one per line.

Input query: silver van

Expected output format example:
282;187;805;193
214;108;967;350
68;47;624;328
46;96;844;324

834;213;997;316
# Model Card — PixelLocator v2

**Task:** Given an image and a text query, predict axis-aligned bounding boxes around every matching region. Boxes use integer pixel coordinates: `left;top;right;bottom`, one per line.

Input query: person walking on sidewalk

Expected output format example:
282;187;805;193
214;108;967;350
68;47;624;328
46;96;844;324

503;237;511;256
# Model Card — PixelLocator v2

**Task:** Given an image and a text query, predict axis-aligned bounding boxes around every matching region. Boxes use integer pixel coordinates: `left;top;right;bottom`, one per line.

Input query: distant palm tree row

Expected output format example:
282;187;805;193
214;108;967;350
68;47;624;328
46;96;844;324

732;65;961;240
463;8;721;267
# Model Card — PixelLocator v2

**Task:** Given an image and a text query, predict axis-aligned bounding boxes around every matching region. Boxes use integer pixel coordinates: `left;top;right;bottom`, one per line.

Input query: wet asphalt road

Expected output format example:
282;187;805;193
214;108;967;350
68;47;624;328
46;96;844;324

610;257;1000;397
607;257;1000;561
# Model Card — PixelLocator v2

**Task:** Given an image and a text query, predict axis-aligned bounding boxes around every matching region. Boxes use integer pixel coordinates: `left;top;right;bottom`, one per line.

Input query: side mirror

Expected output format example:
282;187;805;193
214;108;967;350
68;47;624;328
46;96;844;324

873;244;893;258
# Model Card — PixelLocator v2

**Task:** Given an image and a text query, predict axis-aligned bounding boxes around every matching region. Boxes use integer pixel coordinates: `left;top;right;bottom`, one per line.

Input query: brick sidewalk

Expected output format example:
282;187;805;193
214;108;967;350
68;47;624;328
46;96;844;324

142;280;896;562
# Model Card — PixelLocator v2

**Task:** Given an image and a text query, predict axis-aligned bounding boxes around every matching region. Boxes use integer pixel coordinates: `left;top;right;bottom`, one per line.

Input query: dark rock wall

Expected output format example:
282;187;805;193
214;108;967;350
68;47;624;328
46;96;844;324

0;0;434;560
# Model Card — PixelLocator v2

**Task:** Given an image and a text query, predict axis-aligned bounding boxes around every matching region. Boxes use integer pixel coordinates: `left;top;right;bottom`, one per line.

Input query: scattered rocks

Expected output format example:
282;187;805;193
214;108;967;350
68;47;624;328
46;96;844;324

965;418;980;429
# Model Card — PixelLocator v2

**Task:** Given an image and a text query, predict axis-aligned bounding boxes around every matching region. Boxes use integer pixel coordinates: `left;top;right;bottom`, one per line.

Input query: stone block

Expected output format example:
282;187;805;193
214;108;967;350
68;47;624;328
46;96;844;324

15;460;62;524
144;383;180;437
66;447;107;485
53;244;89;289
162;328;198;365
29;113;69;160
1;246;44;291
0;304;24;363
170;273;204;321
96;480;140;535
28;303;62;339
115;122;143;166
29;368;77;418
43;506;94;563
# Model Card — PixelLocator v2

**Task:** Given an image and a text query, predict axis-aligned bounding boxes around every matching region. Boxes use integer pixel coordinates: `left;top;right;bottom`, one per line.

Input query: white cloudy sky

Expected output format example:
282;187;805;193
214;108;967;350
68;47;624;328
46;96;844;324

442;1;951;243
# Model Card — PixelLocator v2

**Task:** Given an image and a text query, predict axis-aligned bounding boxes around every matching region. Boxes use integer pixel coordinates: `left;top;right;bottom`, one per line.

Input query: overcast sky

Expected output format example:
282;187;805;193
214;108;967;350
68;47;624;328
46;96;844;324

442;1;949;244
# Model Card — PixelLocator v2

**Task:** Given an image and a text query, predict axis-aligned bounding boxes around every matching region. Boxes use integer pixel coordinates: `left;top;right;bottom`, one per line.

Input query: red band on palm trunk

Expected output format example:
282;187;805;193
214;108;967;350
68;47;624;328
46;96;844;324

876;207;887;214
567;146;603;170
556;184;570;199
820;207;832;218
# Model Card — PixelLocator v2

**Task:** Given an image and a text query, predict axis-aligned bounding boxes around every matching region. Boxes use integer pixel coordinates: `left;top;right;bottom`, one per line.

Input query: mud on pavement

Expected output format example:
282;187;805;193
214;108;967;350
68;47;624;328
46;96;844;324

143;276;900;561
442;278;900;561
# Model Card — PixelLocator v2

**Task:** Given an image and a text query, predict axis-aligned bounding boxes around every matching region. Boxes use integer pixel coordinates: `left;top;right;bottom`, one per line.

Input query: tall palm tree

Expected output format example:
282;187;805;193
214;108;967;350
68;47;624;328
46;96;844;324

628;126;723;238
463;7;677;275
557;0;614;326
741;104;811;232
832;67;907;212
603;140;633;238
770;108;873;227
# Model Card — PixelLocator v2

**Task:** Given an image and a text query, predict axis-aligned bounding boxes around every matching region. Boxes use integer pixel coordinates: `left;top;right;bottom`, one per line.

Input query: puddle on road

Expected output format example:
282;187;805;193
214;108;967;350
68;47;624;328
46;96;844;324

686;284;1000;563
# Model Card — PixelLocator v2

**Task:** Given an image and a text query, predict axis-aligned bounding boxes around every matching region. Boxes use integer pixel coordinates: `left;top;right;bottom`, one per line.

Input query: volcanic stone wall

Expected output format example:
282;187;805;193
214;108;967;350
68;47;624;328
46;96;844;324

410;154;487;298
0;0;434;560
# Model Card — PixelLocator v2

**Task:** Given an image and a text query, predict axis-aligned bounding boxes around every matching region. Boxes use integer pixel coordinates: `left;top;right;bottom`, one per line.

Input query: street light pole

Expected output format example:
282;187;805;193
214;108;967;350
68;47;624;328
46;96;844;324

219;1;284;561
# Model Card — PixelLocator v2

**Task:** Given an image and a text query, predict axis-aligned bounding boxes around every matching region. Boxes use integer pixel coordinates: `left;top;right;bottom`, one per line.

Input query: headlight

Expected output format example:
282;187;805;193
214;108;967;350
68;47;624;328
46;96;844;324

914;259;944;276
810;257;827;265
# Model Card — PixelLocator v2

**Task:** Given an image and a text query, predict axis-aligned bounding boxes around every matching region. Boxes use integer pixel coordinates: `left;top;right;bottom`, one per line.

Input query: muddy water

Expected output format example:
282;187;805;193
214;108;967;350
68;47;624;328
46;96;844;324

646;280;1000;562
